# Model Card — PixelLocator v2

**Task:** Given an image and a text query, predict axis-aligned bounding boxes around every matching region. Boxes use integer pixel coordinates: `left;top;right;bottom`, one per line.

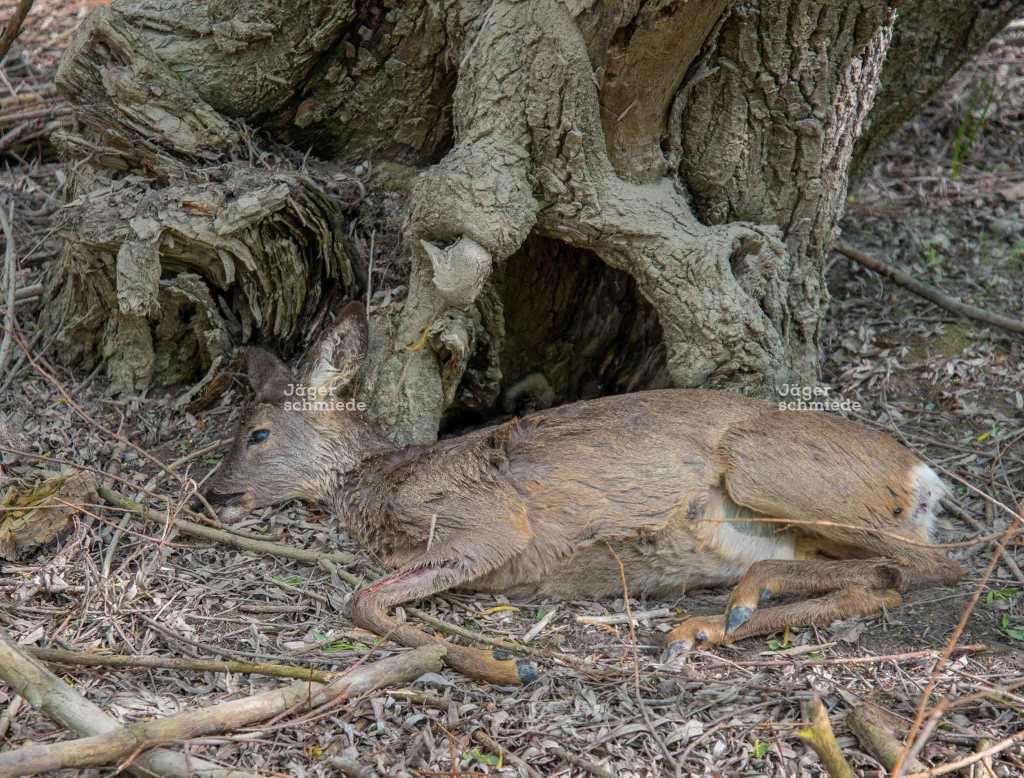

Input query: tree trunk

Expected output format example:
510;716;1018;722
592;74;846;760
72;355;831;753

851;0;1024;181
43;0;1016;442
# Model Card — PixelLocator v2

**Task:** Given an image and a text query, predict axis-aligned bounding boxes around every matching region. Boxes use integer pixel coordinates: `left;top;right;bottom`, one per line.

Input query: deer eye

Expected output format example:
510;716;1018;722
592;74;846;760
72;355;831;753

247;429;270;446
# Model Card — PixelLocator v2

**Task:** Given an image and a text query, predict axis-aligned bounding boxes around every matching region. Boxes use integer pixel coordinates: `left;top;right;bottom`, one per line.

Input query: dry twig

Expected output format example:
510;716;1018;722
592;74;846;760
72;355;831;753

0;0;35;61
835;242;1024;334
0;202;16;377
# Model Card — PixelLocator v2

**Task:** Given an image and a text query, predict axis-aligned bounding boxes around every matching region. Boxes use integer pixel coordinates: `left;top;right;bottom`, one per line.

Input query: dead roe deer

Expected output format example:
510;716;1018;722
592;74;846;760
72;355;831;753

199;301;962;685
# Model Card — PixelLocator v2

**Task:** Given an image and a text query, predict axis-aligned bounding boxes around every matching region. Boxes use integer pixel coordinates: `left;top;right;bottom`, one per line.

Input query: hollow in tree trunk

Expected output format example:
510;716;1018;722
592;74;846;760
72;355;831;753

43;0;1022;442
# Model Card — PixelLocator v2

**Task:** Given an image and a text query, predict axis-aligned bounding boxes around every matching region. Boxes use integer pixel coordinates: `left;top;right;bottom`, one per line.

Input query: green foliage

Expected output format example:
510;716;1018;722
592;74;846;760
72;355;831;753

752;738;770;759
765;635;790;651
985;586;1019;605
999;613;1024;642
950;79;996;181
311;629;370;653
466;748;502;768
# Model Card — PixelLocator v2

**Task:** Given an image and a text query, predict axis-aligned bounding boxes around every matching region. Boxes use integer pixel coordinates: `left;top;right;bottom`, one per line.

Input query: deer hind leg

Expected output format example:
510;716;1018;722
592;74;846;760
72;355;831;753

663;553;961;659
350;531;538;686
664;585;903;657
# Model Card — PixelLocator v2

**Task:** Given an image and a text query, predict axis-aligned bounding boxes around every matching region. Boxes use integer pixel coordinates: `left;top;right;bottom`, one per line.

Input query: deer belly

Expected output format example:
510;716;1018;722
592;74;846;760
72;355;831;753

465;494;798;601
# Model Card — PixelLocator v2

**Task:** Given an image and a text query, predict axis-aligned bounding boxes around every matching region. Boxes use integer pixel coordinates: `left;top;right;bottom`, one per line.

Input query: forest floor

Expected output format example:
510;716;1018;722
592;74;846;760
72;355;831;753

1;3;1023;777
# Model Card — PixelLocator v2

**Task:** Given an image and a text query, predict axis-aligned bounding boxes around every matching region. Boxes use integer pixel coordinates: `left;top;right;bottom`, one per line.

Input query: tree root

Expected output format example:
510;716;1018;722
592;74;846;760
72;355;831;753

392;0;797;430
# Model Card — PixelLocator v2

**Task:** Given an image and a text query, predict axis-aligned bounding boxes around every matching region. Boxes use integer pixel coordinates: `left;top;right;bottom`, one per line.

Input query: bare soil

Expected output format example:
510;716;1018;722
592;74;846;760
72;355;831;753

1;6;1022;777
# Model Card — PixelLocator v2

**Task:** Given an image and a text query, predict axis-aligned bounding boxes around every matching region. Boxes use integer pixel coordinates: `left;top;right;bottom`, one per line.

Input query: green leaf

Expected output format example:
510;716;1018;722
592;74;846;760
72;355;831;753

467;748;501;767
985;587;1019;605
999;614;1024;641
752;738;769;759
766;637;790;651
271;574;303;586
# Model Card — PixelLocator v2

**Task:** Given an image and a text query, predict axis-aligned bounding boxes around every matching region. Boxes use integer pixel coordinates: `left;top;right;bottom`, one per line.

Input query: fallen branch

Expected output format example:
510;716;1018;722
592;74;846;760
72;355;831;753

847;702;925;772
0;641;444;777
795;695;855;778
0;629;264;778
576;607;670;626
835;242;1024;335
28;646;334;683
0;0;34;61
98;485;357;567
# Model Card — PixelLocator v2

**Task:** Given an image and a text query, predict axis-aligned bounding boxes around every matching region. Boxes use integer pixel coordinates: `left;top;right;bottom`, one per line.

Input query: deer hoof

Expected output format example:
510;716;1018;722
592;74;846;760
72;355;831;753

516;659;540;684
661;639;693;662
725;605;753;634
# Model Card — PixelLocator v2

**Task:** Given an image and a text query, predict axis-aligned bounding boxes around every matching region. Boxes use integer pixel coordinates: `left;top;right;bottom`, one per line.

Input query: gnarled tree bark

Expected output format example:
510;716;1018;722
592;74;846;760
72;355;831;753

43;0;1019;442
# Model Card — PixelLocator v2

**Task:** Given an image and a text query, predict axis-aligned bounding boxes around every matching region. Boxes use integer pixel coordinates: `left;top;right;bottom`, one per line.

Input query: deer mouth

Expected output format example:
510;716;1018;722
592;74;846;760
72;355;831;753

209;491;246;507
188;491;247;513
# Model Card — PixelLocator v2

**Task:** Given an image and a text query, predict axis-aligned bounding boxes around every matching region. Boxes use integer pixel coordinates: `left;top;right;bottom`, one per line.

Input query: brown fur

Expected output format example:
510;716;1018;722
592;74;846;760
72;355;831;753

201;303;963;683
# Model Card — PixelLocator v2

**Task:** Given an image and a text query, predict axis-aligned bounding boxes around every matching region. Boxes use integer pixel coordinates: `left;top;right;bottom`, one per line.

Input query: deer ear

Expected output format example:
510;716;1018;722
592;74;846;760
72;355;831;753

244;347;293;404
304;301;368;396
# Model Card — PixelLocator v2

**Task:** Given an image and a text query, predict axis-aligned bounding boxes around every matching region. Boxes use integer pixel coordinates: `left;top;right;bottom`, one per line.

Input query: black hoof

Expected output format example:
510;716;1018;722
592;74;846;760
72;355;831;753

516;660;540;684
662;640;692;662
726;605;753;634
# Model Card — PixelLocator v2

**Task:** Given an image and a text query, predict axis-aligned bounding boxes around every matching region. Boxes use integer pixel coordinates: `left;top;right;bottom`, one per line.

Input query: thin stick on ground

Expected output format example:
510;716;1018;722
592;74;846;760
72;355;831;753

902;730;1024;778
27;646;336;683
98;485;357;567
0;0;35;61
605;541;680;778
835;242;1024;334
473;729;544;778
0;201;16;377
892;518;1023;777
795;695;856;778
0;638;445;778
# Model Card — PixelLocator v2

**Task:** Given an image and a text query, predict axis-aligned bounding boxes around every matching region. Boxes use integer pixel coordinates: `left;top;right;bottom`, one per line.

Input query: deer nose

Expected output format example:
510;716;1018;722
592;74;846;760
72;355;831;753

191;491;244;514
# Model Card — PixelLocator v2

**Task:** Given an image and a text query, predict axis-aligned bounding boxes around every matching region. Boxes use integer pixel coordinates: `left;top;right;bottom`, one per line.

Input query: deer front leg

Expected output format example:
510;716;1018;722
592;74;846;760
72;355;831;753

350;558;539;686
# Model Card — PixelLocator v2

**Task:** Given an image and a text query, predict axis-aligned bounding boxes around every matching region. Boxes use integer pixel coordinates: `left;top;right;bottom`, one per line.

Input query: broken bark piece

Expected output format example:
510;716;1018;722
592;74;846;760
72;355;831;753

847;701;926;772
44;165;353;393
0;471;97;561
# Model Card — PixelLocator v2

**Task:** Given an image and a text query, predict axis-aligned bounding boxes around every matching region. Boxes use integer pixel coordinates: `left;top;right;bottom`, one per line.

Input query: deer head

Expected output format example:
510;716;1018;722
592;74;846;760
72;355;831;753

198;301;384;522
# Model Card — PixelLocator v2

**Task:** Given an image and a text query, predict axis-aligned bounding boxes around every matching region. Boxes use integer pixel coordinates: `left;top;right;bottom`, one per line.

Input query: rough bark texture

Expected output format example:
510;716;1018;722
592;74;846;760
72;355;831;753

677;1;895;382
44;0;1015;441
851;0;1024;181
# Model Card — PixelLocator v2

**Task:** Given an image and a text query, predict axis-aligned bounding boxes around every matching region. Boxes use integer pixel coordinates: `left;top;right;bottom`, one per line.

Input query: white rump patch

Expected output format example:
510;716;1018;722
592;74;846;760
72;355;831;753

909;463;947;541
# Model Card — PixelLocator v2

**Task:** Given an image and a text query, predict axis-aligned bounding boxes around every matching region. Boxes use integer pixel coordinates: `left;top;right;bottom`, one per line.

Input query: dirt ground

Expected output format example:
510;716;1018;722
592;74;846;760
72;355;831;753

1;4;1023;777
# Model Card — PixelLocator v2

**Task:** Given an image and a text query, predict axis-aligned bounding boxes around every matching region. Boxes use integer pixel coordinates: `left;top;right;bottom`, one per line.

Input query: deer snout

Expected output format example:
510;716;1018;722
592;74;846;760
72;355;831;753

189;489;251;523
